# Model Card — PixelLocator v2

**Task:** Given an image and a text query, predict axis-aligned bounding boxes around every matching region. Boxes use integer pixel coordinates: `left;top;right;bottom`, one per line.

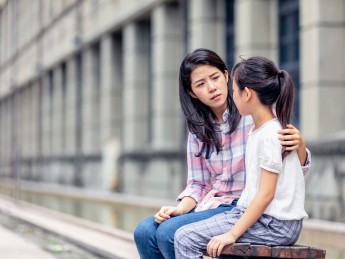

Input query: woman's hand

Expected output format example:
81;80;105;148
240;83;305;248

278;124;305;151
207;232;236;258
154;206;182;224
278;124;307;165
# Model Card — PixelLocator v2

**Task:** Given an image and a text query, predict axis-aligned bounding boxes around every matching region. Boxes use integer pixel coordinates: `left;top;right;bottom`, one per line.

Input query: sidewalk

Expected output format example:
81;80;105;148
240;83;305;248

0;195;139;259
0;224;56;259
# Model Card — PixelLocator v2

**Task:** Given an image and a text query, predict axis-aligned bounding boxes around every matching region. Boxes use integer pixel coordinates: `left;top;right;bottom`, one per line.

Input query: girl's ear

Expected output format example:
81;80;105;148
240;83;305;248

189;91;198;99
244;87;252;102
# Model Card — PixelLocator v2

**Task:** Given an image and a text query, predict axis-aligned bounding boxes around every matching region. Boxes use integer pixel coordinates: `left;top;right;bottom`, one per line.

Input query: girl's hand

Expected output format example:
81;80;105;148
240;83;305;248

207;232;236;258
154;206;182;224
278;124;305;152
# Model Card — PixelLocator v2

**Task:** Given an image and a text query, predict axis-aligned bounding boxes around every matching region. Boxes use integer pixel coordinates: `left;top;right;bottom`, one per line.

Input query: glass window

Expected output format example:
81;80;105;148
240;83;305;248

279;0;300;127
225;0;235;70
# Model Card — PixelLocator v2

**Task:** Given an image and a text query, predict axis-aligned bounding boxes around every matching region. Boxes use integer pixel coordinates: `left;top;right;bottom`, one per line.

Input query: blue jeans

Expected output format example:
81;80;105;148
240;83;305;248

133;202;237;259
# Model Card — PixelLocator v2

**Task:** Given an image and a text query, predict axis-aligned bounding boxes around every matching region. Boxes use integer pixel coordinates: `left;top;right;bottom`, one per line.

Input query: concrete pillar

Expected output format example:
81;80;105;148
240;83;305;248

64;57;78;185
6;99;12;177
235;0;278;61
41;74;52;182
189;0;226;56
51;66;63;182
52;66;63;157
65;58;77;156
99;34;123;190
82;48;94;156
100;34;122;144
152;3;184;149
21;87;30;179
123;22;150;151
0;101;4;176
300;0;345;139
31;81;40;181
82;46;101;188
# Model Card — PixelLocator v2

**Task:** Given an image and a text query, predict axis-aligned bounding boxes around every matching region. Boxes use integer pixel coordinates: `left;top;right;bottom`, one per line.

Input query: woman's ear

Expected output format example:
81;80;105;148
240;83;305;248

244;87;252;102
189;91;198;99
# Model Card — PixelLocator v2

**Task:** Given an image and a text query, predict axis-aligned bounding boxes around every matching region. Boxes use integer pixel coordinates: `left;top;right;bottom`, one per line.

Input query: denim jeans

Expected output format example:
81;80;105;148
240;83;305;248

133;201;237;259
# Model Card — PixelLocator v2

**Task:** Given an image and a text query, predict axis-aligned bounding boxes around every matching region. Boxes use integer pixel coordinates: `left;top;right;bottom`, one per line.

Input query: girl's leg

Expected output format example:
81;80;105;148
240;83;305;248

134;204;235;259
174;207;303;259
174;211;236;259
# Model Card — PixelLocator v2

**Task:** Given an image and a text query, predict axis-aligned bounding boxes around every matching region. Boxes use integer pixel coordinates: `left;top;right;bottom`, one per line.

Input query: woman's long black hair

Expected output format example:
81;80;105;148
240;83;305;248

179;48;241;159
231;56;295;158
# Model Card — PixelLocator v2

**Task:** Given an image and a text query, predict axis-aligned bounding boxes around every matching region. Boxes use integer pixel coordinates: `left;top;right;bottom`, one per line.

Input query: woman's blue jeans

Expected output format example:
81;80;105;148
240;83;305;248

133;202;236;259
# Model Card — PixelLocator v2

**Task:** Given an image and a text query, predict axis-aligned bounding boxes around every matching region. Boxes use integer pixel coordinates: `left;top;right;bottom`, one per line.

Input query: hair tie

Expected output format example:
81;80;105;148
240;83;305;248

278;70;284;78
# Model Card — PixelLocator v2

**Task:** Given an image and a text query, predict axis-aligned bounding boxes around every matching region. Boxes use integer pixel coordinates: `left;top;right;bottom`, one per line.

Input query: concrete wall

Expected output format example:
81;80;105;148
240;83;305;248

0;0;345;215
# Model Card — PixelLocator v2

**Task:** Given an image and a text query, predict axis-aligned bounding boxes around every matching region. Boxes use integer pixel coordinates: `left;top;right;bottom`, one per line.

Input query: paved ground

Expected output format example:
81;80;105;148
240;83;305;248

0;224;56;259
0;196;139;259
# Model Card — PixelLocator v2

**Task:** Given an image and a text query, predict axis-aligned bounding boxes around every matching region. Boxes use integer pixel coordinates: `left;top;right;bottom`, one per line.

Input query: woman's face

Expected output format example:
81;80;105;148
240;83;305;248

189;65;229;117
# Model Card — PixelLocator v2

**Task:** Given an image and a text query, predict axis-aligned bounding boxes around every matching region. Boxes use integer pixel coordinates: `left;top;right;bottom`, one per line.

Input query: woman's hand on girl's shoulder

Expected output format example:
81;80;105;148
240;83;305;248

154;206;182;224
278;124;305;151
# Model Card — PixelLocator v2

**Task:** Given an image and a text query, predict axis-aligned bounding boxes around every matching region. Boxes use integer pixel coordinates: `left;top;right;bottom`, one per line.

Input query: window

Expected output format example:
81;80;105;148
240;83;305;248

279;0;300;127
225;0;235;70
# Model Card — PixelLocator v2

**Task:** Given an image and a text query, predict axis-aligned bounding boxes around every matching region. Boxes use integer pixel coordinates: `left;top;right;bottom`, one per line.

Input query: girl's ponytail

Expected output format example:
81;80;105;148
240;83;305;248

275;70;295;130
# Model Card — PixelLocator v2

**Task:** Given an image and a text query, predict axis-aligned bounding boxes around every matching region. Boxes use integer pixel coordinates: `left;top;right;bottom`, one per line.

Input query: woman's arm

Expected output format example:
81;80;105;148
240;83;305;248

154;197;197;223
177;133;212;205
207;169;278;257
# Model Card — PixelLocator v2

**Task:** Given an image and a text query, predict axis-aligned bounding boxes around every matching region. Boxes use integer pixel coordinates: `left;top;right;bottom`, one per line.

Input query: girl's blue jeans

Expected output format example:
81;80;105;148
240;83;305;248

133;201;237;259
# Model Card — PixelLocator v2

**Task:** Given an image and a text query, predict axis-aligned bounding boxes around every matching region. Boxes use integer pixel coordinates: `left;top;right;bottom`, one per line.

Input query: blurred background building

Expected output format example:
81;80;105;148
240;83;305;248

0;0;344;223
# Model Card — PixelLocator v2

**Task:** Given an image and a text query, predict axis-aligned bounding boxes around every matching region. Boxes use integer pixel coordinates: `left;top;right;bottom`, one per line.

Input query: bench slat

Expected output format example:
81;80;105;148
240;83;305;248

216;243;326;258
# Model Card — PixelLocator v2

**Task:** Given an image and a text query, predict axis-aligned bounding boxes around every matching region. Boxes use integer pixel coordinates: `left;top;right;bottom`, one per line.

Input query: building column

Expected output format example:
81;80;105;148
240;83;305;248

123;22;150;151
51;66;63;182
189;0;226;56
235;0;278;60
40;74;52;182
21;87;31;180
65;57;77;185
300;0;345;139
82;48;94;156
144;3;185;198
99;34;123;190
82;47;101;187
121;21;150;194
152;3;183;150
31;81;40;181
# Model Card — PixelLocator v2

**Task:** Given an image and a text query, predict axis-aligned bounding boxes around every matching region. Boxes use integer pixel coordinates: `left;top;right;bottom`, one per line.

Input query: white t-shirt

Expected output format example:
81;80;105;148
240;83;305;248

237;118;308;220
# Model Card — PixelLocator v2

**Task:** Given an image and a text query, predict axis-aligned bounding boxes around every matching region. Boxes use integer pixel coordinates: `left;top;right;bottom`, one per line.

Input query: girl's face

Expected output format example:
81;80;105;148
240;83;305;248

189;65;229;118
232;78;249;116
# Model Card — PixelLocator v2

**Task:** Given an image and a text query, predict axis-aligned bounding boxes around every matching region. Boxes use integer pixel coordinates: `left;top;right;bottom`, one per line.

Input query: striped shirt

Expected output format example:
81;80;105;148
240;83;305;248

177;111;311;212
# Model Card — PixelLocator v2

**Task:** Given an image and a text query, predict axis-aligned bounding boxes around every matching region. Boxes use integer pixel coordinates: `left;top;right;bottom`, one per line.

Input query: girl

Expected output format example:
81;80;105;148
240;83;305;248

174;56;308;258
134;49;310;259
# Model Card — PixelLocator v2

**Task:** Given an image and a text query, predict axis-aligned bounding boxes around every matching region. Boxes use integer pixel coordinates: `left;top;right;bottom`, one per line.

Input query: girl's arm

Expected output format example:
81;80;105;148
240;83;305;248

207;169;278;257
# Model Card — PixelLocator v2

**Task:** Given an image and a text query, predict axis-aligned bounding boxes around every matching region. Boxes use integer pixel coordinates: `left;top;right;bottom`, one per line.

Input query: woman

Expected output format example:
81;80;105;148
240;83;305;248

134;48;310;259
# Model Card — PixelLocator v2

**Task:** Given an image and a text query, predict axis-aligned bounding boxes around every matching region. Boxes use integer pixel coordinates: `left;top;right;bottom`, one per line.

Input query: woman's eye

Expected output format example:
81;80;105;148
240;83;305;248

212;76;219;81
197;82;204;87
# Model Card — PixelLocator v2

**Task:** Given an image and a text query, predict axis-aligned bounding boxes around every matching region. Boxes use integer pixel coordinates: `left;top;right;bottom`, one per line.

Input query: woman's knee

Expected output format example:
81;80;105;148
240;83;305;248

134;216;157;243
155;221;175;245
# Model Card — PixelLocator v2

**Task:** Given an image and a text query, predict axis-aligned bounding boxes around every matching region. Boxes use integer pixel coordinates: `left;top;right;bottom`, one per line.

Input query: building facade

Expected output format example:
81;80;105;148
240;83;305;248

0;0;345;221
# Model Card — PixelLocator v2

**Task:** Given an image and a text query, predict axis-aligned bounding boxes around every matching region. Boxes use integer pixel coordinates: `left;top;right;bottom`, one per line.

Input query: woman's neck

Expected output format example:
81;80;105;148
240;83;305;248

212;105;227;123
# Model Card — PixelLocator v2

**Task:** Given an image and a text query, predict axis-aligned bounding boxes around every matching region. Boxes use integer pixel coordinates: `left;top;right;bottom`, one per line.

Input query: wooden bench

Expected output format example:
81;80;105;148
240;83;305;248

205;243;326;259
